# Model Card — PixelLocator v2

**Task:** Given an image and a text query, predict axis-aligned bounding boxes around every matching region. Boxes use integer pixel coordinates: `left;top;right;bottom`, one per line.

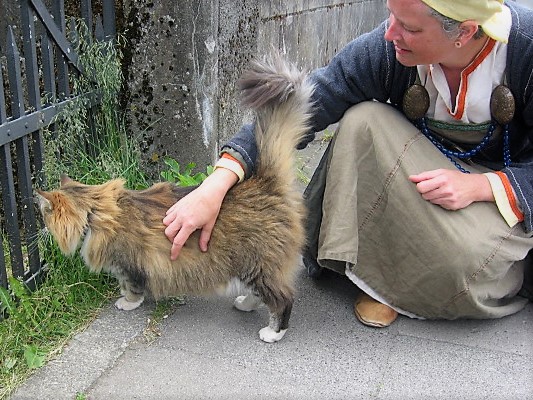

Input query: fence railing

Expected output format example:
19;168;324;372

0;0;116;294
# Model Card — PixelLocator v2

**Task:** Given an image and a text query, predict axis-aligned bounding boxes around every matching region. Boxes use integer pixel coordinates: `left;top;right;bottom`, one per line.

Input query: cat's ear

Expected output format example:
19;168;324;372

60;174;72;186
35;189;53;212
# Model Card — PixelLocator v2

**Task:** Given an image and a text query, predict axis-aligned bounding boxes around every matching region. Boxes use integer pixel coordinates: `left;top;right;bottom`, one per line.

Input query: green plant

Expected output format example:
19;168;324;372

296;156;311;185
321;128;334;143
23;345;46;370
160;158;213;187
42;24;148;190
142;297;185;343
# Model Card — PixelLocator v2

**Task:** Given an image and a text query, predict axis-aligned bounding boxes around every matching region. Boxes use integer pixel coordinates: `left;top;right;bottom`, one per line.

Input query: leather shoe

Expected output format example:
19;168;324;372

354;292;398;328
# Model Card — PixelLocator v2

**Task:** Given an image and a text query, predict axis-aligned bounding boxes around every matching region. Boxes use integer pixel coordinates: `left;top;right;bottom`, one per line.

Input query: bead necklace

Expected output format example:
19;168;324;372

402;84;515;173
416;117;510;173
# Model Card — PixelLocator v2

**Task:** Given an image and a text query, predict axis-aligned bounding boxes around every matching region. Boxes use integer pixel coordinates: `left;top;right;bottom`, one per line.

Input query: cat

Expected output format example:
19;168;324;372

35;52;314;343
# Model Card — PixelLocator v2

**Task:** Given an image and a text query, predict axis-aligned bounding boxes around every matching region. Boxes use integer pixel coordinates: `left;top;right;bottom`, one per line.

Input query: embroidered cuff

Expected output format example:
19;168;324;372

214;155;245;183
220;147;250;178
484;172;524;227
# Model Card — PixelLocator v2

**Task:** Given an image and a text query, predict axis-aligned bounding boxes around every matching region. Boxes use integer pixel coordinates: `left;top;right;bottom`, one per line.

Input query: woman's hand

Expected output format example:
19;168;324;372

163;168;239;260
409;169;494;210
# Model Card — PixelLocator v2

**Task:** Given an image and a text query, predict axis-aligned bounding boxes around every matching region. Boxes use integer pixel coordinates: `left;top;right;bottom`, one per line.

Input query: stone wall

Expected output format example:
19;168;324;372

120;0;388;178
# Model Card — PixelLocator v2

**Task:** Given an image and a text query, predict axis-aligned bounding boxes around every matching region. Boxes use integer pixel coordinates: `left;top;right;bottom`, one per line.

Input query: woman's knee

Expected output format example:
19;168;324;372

333;102;413;150
341;102;400;126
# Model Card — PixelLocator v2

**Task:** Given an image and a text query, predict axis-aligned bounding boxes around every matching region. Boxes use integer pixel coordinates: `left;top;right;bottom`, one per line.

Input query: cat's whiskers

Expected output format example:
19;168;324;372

5;229;51;261
26;237;42;259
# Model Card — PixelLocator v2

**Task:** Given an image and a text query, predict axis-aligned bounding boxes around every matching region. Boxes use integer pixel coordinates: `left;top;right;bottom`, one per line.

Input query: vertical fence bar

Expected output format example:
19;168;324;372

102;0;116;41
19;0;41;111
3;29;26;279
20;0;45;190
51;0;70;98
94;15;104;42
41;33;56;188
41;34;57;99
0;142;23;279
80;0;93;39
6;27;40;279
0;66;11;289
0;218;7;289
42;34;57;118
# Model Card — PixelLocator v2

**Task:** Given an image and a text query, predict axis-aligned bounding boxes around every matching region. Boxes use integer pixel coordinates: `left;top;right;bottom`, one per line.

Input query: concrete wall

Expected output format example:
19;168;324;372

121;0;219;178
121;0;388;178
218;0;388;146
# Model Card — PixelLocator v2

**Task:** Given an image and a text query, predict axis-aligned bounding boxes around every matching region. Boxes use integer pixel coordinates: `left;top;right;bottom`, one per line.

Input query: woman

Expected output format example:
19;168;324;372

164;0;533;327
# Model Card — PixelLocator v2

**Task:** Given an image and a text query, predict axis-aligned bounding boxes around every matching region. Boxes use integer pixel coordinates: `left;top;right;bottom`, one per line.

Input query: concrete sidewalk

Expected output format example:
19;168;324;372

11;134;533;400
10;267;533;400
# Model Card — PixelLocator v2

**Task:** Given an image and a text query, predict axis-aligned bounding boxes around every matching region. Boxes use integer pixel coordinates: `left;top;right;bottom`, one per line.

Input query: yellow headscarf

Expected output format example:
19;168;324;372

421;0;512;43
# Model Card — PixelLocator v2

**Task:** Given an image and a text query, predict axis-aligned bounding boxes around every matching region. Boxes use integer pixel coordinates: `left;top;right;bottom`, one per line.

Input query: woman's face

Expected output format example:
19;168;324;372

384;0;457;67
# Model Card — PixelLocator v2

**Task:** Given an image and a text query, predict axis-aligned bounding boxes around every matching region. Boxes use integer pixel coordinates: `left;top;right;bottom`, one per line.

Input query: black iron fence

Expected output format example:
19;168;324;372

0;0;116;294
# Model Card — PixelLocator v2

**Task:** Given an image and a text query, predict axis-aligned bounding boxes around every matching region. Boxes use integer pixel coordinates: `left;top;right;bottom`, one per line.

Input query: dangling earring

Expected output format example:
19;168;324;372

455;41;462;48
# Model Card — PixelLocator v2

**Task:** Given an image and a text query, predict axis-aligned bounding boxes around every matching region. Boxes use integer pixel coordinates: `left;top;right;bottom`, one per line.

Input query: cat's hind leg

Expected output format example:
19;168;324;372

254;278;294;343
218;278;263;311
259;302;292;343
115;295;144;311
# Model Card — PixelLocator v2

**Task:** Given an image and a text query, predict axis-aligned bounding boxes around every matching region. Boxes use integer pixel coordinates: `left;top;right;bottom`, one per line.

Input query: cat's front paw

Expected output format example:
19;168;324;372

259;326;287;343
233;294;262;312
114;296;144;311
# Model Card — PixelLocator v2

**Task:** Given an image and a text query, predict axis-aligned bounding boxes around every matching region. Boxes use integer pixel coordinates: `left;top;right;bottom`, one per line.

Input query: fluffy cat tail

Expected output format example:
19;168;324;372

237;52;314;184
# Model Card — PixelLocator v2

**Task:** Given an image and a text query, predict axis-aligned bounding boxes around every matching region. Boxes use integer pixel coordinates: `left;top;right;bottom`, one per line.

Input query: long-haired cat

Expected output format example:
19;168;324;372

35;53;314;343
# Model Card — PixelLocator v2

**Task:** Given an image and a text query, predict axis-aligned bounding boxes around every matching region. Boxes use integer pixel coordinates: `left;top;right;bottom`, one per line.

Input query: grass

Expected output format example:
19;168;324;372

0;247;118;398
295;128;335;186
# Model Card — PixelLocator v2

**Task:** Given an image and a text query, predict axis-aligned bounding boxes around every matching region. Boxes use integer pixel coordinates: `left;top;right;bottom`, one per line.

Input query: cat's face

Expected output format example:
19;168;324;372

35;177;88;256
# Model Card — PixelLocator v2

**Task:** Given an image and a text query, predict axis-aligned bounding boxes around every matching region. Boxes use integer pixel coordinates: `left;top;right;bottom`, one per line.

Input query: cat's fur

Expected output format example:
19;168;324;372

35;53;314;343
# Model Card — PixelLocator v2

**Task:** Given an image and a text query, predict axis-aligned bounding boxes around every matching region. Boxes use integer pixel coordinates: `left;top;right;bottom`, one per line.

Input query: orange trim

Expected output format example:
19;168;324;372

495;171;524;221
221;153;245;171
451;39;496;120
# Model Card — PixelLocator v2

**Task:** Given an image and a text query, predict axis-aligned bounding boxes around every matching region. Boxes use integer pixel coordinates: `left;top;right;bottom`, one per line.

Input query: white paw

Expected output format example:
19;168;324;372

259;327;287;343
233;294;262;312
114;296;144;311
